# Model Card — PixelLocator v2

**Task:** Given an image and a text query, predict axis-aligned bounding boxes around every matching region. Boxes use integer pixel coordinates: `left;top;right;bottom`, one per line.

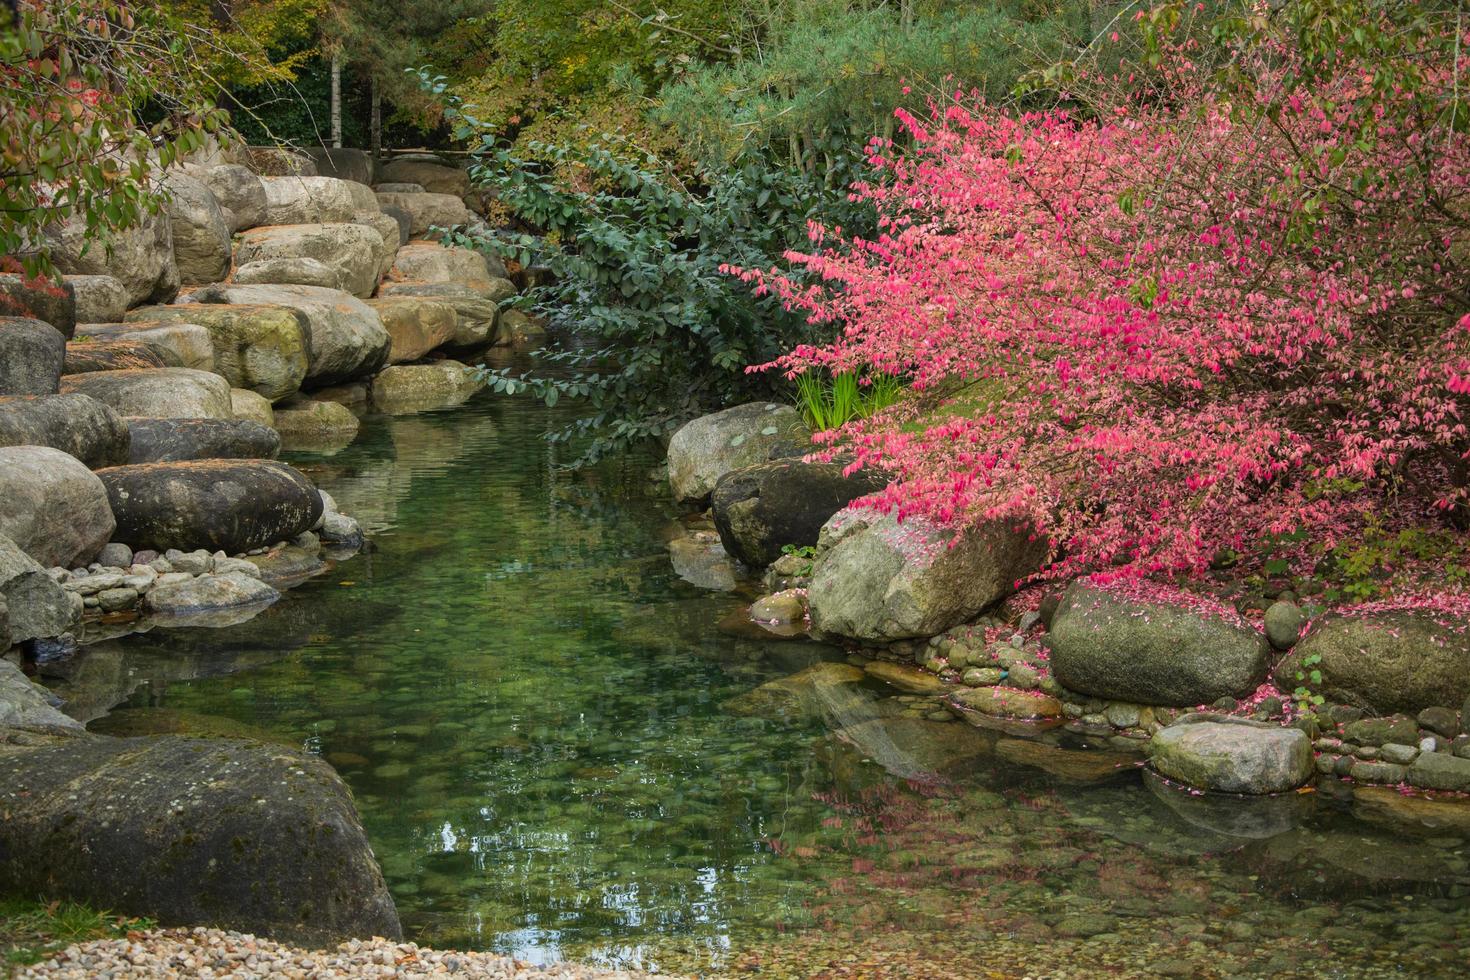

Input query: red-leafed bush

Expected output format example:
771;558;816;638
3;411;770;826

733;1;1470;586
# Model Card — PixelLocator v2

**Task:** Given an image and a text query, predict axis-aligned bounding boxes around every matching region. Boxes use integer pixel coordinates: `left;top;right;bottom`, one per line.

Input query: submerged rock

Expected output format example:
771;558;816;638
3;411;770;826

1048;583;1269;706
0;734;402;944
0;446;115;567
724;662;868;722
864;660;949;695
0;316;66;395
125;418;280;464
1143;768;1309;839
667;402;809;504
0;659;82;731
0;394;131;469
369;360;484;414
98;459;323;554
1148;714;1313;794
272;399;361;453
60;367;235;420
712;459;884;568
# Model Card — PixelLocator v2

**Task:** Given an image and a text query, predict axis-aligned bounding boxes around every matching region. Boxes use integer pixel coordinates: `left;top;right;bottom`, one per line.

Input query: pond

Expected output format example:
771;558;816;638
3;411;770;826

67;392;1470;978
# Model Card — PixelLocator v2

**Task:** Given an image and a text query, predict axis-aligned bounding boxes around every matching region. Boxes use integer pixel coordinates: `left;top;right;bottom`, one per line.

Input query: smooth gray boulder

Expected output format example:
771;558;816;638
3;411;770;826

161;170;232;284
0;659;83;731
64;275;129;324
0;317;65;394
0;394;131;468
1274;609;1470;715
231;388;275;428
98;459;323;554
1149;714;1314;794
0;534;81;644
145;570;280;616
232;257;341;290
373;191;473;237
375;281;499;349
126;303;309;401
46;206;179;306
0;274;76;337
355;212;403;279
712;459;885;568
63;338;180;374
79;321;215;372
388;240;506;284
0;734;402;944
377;158;469;197
0;446;115;567
259;175;362;225
246;145;317;176
806;508;1047;642
181;283;390;386
667;402;810;504
233;223;386;298
125;418;280;464
1048;583;1270;706
60;367;234;419
191;164;267;232
303;147;374;186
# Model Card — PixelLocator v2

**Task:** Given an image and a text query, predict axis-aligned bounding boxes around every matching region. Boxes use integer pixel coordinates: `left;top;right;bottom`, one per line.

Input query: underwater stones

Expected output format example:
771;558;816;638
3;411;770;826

124;418;280;464
1048;583;1270;706
365;296;457;363
60;367;234;420
269;399;360;453
0;317;65;395
126;303;309;401
1148;714;1313;795
995;737;1141;784
806;509;1046;643
0;734;402;944
1143;768;1309;839
1274;609;1470;716
0;447;115;567
97;459;323;554
667;402;810;504
724;662;867;722
369;361;484;414
0;534;81;644
711;459;885;568
864;660;949;695
233;223;387;298
145;570;279;616
666;531;739;591
0;394;131;469
948;686;1064;722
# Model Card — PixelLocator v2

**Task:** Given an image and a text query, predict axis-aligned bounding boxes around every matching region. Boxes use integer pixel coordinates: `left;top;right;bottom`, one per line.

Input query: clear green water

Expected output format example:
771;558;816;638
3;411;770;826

72;393;1470;977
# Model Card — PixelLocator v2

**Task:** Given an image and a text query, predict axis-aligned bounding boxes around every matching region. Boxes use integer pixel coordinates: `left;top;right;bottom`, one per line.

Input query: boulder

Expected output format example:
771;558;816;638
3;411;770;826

189;163;268;232
1048;583;1271;706
0;394;131;469
64;275;129;324
712;459;884;568
0;658;83;731
354;212;403;280
1274;609;1470;715
0;534;81;643
246;145;317;176
232;256;341;290
724;662;868;723
806;509;1046;643
0;734;402;944
387;240;506;284
160;170;232;284
63;339;180;374
0;317;65;394
1406;751;1470;792
270;399;360;453
79;321;215;372
375;281;498;349
369;361;484;414
0;446;115;567
494;309;546;348
97;459;323;554
377;158;469;197
365;296;457;362
60;367;234;420
0;274;76;336
375;182;424;194
373;191;474;237
377;205;412;247
233;223;386;298
303;147;374;186
259;175;362;225
667;403;810;504
126;303;309;401
145;570;280;616
1148;714;1314;794
125;418;280;464
230;388;275;428
46;205;178;306
181;283;390;386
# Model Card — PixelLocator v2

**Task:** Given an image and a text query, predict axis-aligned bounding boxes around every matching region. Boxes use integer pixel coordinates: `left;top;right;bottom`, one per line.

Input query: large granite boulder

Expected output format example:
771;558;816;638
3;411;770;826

387;240;507;284
0;394;131;469
125;418;280;464
246;145;317;176
79;321;215;372
377;158;469;197
369;361;485;414
0;659;83;731
354;212;403;280
46;207;178;306
0;274;76;337
161;170;232;284
375;281;499;349
0;734;402;945
372;191;474;237
64;275;128;324
181;283;390;386
1149;714;1314;794
98;459;323;554
365;296;457;362
63;338;180;374
303;147;374;186
0;446;115;567
712;459;885;568
126;303;309;401
0;317;65;394
60;367;234;420
806;509;1047;642
232;256;340;290
233;223;386;298
230;388;275;428
189;163;268;232
1048;583;1270;706
1274;609;1470;715
667;402;810;504
259;175;363;225
0;534;81;643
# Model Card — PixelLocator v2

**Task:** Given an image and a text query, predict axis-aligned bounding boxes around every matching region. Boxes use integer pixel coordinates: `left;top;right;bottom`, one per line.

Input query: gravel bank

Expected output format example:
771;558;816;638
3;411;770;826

17;929;685;979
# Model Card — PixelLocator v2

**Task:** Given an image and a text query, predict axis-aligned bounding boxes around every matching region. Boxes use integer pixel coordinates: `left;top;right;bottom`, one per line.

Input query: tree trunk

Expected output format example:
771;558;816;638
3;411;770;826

330;52;342;149
370;76;381;162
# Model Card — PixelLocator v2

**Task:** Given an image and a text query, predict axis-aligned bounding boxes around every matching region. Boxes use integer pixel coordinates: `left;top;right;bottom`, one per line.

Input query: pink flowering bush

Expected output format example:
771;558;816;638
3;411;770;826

733;2;1470;586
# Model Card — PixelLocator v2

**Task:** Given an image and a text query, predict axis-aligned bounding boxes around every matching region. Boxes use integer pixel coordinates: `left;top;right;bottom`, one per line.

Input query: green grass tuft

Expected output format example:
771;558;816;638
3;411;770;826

0;897;153;971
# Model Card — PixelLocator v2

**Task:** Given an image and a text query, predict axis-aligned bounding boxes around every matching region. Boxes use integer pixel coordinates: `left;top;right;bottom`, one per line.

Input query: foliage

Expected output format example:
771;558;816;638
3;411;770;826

793;370;905;432
0;0;240;277
0;898;153;968
735;0;1470;586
